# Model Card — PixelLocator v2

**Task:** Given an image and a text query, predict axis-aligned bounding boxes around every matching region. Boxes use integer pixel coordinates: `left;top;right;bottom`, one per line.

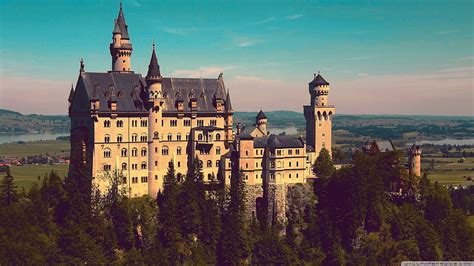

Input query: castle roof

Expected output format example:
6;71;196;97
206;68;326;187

225;89;233;112
70;72;230;114
146;45;161;79
253;135;304;149
256;110;267;120
113;20;121;34
362;140;395;155
309;73;329;86
116;3;130;39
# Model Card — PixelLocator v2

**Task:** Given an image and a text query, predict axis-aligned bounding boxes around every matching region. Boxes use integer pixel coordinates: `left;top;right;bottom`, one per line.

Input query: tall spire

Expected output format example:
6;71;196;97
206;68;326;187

116;1;129;39
225;88;233;112
146;42;162;82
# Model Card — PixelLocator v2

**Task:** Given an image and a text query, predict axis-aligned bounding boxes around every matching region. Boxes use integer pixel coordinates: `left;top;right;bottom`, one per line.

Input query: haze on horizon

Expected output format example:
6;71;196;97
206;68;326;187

0;0;472;116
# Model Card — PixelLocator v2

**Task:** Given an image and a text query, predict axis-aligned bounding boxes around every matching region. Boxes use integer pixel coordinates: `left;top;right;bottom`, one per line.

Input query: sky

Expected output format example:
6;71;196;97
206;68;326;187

0;0;473;115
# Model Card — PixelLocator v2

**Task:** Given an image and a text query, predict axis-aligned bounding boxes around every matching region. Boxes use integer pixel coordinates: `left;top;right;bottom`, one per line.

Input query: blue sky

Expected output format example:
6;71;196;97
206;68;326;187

0;0;472;115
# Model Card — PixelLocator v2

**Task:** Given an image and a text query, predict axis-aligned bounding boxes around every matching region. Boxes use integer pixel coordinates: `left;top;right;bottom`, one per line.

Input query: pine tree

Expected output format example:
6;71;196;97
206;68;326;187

313;148;336;178
0;167;17;206
217;170;250;265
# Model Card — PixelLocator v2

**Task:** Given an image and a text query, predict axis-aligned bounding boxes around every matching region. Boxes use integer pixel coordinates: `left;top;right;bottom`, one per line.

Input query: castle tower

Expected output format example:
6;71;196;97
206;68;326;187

109;2;133;72
303;73;335;158
146;43;164;197
408;143;422;177
256;110;268;135
224;88;234;143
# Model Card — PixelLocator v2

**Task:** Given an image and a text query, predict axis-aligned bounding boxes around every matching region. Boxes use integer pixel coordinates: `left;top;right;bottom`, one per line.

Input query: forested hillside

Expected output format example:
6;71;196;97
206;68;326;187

1;151;473;264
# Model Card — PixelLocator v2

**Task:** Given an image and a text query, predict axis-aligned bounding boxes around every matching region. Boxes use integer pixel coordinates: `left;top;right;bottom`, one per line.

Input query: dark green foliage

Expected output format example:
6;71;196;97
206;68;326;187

0;167;18;206
313;148;336;178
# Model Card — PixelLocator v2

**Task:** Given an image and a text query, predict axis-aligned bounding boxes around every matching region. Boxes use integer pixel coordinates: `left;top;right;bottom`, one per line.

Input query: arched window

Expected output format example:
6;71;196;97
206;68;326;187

162;146;169;155
122;163;127;170
132;148;138;157
177;133;182;141
141;161;147;169
167;133;172;141
198;133;203;141
245;150;249;156
116;120;123;127
103;148;111;158
117;134;123;143
141;134;148;142
104;120;110;127
141;148;147;156
154;131;159;139
207;160;212;168
177;146;182;155
216;133;221;141
216;146;221;155
104;134;110;143
132;133;138;142
121;148;127;157
216;160;220;167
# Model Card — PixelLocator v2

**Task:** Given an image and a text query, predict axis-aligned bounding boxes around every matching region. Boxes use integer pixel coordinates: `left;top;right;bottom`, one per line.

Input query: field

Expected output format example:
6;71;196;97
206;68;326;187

0;140;69;157
422;157;474;187
9;164;69;190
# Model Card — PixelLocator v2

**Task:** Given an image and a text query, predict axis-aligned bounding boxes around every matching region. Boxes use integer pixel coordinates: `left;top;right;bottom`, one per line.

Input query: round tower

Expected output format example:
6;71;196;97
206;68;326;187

109;3;133;72
309;73;330;107
146;43;164;197
256;110;267;135
408;144;422;177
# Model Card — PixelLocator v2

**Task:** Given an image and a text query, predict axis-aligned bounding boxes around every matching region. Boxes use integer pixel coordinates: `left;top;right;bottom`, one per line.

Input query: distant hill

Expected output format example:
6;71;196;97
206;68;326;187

0;108;472;140
0;109;69;133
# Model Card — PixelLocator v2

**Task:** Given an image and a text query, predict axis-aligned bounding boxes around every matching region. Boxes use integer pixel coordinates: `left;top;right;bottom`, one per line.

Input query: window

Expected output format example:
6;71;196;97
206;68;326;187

104;120;111;127
177;146;182;155
132;164;138;170
207;160;212;168
256;162;259;167
210;119;217;126
132;148;138;157
296;161;299;167
296;149;300;155
122;163;127;170
167;133;172;141
155;175;158;180
216;160;220;167
170;120;177;127
245;150;249;156
296;173;299;178
184;120;191;127
216;133;221;141
141;120;148;127
154;131;159;139
103;164;112;171
141;162;147;170
104;134;110;143
117;134;123;143
271;161;275;168
132;134;138;142
141;148;147;156
197;120;204;127
162;146;169;155
140;134;147;142
177;161;181;167
121;148;127;157
198;134;203;141
132;177;138;183
288;149;293;155
277;150;282;156
116;120;123;127
103;149;111;158
271;173;275;180
216;146;221;155
155;161;158;166
132;120;137;127
289;162;292;167
177;134;182;141
155;147;158;153
245;163;248;169
141;176;148;183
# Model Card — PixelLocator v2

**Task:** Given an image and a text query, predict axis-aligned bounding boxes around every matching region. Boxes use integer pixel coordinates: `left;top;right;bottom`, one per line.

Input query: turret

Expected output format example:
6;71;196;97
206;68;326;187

146;42;163;107
256;110;267;135
408;143;422;177
109;2;133;72
309;73;330;107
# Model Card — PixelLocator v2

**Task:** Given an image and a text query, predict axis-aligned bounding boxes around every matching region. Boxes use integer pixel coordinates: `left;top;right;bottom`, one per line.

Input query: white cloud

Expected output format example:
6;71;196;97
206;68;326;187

172;66;237;78
286;14;303;20
235;38;262;47
254;17;275;24
455;56;474;62
162;27;198;36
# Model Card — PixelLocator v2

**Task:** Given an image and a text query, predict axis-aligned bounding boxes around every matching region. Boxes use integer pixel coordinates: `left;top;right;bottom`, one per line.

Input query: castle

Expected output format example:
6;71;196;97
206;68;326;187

67;4;419;223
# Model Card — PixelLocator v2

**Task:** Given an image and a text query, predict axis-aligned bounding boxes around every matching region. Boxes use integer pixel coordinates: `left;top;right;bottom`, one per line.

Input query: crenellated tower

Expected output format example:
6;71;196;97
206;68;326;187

408;143;422;177
146;43;164;197
256;110;268;135
303;73;335;159
109;2;133;72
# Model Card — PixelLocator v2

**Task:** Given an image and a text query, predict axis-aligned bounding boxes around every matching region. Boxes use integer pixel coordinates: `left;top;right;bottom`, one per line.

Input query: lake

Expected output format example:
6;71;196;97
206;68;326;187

0;132;69;144
414;138;474;146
